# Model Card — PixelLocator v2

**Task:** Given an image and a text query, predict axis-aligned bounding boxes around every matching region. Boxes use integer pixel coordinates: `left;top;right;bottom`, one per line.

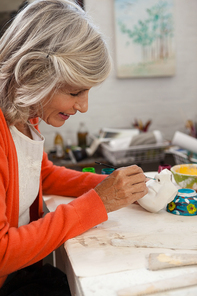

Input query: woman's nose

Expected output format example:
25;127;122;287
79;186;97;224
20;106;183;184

74;91;89;113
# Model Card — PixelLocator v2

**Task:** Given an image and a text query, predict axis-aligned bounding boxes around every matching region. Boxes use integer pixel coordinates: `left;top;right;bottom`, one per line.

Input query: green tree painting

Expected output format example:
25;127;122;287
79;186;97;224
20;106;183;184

114;0;175;78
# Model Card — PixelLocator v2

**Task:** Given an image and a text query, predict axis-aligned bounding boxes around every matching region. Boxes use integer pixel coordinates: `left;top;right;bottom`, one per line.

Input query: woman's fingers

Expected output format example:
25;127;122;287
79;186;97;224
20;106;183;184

95;165;148;213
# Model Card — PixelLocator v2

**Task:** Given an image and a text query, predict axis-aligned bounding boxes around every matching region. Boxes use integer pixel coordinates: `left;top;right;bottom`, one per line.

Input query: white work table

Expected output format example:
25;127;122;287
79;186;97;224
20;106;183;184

44;172;197;296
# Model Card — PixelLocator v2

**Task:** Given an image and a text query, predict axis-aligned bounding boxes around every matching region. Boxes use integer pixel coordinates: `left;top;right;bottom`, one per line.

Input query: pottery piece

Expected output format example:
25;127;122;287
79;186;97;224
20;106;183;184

101;168;115;174
171;164;197;190
138;169;178;213
158;164;171;173
167;188;197;216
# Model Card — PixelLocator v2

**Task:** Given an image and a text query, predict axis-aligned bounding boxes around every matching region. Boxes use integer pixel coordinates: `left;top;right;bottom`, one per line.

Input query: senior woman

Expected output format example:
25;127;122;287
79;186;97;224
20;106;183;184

0;0;148;294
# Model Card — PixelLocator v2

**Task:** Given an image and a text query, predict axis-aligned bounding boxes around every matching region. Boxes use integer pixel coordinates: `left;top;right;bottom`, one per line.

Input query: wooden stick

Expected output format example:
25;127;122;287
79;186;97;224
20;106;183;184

118;271;197;296
147;253;197;271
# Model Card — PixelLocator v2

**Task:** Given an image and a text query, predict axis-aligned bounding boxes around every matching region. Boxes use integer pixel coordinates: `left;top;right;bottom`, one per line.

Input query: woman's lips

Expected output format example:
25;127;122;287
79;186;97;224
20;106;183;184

59;112;70;120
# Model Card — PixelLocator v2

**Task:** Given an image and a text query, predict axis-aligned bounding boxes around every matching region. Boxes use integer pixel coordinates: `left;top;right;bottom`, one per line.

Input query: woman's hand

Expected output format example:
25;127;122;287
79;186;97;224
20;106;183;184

95;165;148;213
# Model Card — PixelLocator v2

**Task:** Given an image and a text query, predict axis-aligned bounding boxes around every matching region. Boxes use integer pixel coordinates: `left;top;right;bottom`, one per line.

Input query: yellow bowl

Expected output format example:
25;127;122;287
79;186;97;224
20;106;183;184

171;164;197;190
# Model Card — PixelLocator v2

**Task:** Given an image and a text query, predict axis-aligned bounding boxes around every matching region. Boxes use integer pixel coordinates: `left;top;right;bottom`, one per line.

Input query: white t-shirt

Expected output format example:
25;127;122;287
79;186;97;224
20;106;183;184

10;125;45;227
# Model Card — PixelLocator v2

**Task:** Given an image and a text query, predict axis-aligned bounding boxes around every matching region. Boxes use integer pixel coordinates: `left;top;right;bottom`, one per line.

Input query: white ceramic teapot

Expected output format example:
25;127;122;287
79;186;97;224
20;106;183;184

138;169;178;213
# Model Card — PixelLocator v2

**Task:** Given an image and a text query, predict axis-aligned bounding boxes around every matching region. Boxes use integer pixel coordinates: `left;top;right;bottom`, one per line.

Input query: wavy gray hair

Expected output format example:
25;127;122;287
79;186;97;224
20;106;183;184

0;0;112;125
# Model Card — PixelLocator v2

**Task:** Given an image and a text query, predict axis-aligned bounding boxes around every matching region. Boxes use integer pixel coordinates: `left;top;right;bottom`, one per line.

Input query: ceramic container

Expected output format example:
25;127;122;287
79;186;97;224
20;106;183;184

82;167;95;173
158;164;171;173
101;168;115;175
167;188;197;216
171;164;197;190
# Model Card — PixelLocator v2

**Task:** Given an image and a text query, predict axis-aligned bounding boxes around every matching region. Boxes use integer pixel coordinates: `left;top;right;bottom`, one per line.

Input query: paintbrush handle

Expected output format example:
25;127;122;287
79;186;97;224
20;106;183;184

95;162;117;169
95;162;155;179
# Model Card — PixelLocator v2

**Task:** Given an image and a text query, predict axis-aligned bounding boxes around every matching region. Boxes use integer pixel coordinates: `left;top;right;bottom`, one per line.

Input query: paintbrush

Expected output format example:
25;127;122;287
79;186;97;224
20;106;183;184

95;162;155;180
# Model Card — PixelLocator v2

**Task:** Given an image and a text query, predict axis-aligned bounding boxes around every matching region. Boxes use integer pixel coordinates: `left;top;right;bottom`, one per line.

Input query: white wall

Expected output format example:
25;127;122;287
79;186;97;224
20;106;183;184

39;0;197;152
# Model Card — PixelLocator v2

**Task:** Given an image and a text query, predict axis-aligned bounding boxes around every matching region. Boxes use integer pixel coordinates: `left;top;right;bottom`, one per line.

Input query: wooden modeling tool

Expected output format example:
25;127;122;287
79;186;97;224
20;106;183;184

118;271;197;296
147;252;197;271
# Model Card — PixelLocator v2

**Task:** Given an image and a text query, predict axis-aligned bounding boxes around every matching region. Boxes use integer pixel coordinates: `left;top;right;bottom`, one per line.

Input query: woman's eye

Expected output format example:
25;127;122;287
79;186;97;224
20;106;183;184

70;93;79;97
70;90;87;97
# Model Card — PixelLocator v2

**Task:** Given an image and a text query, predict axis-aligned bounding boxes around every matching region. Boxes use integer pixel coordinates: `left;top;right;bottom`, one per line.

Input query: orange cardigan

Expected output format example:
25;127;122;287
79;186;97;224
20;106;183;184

0;109;107;287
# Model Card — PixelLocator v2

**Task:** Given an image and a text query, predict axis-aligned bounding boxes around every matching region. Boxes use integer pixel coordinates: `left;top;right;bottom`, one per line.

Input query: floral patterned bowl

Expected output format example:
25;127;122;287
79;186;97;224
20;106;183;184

171;164;197;190
167;188;197;216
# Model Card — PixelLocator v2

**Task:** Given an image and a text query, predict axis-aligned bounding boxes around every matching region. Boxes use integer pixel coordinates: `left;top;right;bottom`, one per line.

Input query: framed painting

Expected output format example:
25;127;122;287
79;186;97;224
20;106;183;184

114;0;175;78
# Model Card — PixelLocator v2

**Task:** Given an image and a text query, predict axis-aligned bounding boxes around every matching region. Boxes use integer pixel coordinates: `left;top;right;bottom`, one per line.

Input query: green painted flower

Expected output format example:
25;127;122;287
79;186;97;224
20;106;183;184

168;202;176;211
187;204;197;214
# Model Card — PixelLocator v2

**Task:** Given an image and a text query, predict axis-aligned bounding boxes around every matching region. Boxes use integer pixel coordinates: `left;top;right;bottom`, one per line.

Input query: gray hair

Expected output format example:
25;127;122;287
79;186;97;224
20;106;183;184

0;0;112;125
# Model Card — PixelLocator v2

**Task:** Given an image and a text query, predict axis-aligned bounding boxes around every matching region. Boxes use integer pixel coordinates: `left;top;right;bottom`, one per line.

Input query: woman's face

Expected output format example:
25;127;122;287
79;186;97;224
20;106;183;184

38;86;90;127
